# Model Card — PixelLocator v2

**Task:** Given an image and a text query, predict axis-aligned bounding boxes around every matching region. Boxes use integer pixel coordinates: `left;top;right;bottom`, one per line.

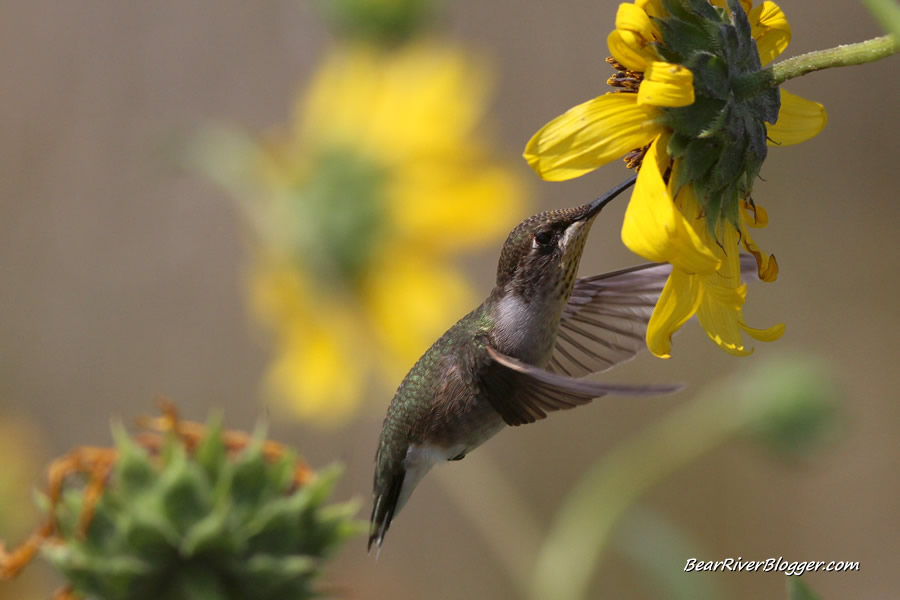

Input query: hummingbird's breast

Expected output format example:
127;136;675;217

490;291;567;366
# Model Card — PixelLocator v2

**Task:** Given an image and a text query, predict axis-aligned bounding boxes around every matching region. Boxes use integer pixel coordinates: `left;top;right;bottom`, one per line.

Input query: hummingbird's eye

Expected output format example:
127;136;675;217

533;230;556;248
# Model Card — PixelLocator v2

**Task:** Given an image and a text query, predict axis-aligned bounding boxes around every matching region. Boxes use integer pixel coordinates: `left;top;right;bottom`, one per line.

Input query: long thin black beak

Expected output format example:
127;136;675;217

582;173;638;220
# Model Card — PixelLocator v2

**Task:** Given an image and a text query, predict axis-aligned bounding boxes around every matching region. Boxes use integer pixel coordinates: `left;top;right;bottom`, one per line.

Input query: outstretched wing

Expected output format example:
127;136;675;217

482;345;681;426
549;256;758;377
548;262;670;377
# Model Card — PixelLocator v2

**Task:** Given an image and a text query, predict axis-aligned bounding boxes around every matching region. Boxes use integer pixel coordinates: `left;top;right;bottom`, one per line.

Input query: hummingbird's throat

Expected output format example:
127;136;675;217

560;222;591;286
492;291;566;366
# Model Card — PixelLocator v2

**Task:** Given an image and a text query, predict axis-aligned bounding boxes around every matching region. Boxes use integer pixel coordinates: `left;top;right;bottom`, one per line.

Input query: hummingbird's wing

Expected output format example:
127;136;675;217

483;345;681;426
549;256;757;377
548;262;670;377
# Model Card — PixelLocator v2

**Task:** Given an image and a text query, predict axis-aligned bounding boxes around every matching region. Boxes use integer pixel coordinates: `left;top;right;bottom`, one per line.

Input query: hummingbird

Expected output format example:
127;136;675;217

370;174;682;550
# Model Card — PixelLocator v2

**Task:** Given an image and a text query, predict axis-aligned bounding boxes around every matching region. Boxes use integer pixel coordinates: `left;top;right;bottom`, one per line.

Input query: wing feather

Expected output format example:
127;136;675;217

483;345;681;426
549;256;758;377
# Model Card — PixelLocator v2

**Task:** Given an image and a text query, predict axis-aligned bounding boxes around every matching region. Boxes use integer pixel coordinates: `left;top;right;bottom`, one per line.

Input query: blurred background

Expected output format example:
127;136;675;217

0;1;897;599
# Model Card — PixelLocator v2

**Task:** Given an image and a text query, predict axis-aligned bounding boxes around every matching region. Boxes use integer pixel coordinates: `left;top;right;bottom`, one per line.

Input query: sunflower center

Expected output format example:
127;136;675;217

606;57;644;92
288;146;388;289
605;58;652;169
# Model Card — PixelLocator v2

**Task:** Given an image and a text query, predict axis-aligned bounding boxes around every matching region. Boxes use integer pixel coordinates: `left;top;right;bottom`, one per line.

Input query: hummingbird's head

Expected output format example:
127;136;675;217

495;176;636;303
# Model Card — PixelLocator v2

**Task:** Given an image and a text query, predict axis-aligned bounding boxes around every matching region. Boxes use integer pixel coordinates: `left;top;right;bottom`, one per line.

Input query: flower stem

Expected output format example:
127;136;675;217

529;383;743;600
434;453;542;599
769;34;897;87
863;0;900;39
529;356;837;600
737;34;897;95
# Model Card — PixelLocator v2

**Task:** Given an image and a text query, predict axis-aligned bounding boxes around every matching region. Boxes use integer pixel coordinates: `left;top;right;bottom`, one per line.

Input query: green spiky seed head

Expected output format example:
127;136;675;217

42;417;361;600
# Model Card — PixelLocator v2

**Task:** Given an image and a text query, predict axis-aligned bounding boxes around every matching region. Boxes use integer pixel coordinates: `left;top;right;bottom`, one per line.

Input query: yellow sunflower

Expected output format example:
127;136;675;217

229;42;525;425
524;0;826;357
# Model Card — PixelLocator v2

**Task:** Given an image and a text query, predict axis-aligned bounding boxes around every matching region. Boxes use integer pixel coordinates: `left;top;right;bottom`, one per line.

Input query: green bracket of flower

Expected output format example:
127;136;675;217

0;408;363;600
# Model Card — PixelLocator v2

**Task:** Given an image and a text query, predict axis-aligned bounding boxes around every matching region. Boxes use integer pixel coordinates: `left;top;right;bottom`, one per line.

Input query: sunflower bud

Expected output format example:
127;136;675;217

736;356;841;457
314;0;438;43
34;415;360;600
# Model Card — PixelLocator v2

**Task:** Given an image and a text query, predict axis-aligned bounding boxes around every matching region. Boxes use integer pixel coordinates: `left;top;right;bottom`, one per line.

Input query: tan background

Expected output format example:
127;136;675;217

1;2;897;599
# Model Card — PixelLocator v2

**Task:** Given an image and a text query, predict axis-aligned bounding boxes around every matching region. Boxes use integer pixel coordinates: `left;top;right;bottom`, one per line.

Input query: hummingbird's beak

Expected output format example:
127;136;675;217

581;173;638;221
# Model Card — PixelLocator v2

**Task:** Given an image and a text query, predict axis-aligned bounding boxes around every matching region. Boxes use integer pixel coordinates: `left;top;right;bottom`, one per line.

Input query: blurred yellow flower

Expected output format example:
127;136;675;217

224;43;525;426
525;0;826;357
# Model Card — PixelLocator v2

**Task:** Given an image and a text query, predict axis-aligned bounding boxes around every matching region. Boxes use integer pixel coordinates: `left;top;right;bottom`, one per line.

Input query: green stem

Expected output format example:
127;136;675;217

769;34;897;87
529;383;743;600
863;0;900;39
434;453;542;599
528;357;835;600
738;34;897;95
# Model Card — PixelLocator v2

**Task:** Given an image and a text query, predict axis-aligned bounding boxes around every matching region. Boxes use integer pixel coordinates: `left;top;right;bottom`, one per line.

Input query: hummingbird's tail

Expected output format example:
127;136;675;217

368;467;406;552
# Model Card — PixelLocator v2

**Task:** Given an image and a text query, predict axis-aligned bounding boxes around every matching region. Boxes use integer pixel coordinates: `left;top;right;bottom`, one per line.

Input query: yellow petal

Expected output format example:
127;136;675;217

616;3;660;43
250;256;369;427
708;218;742;286
638;62;695;107
670;170;753;290
740;199;769;227
608;4;663;71
636;0;667;20
701;278;747;309
524;94;663;181
739;220;779;282
389;161;527;252
250;256;313;331
741;321;785;341
264;324;366;427
297;47;371;146
607;30;658;72
749;1;791;65
297;43;488;160
646;268;703;358
368;43;488;157
363;250;472;378
766;88;827;146
622;137;720;273
696;288;753;356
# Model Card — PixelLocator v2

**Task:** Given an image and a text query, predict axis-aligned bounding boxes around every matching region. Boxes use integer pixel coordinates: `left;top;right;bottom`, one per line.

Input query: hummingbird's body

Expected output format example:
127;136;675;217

370;176;685;549
373;304;503;522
